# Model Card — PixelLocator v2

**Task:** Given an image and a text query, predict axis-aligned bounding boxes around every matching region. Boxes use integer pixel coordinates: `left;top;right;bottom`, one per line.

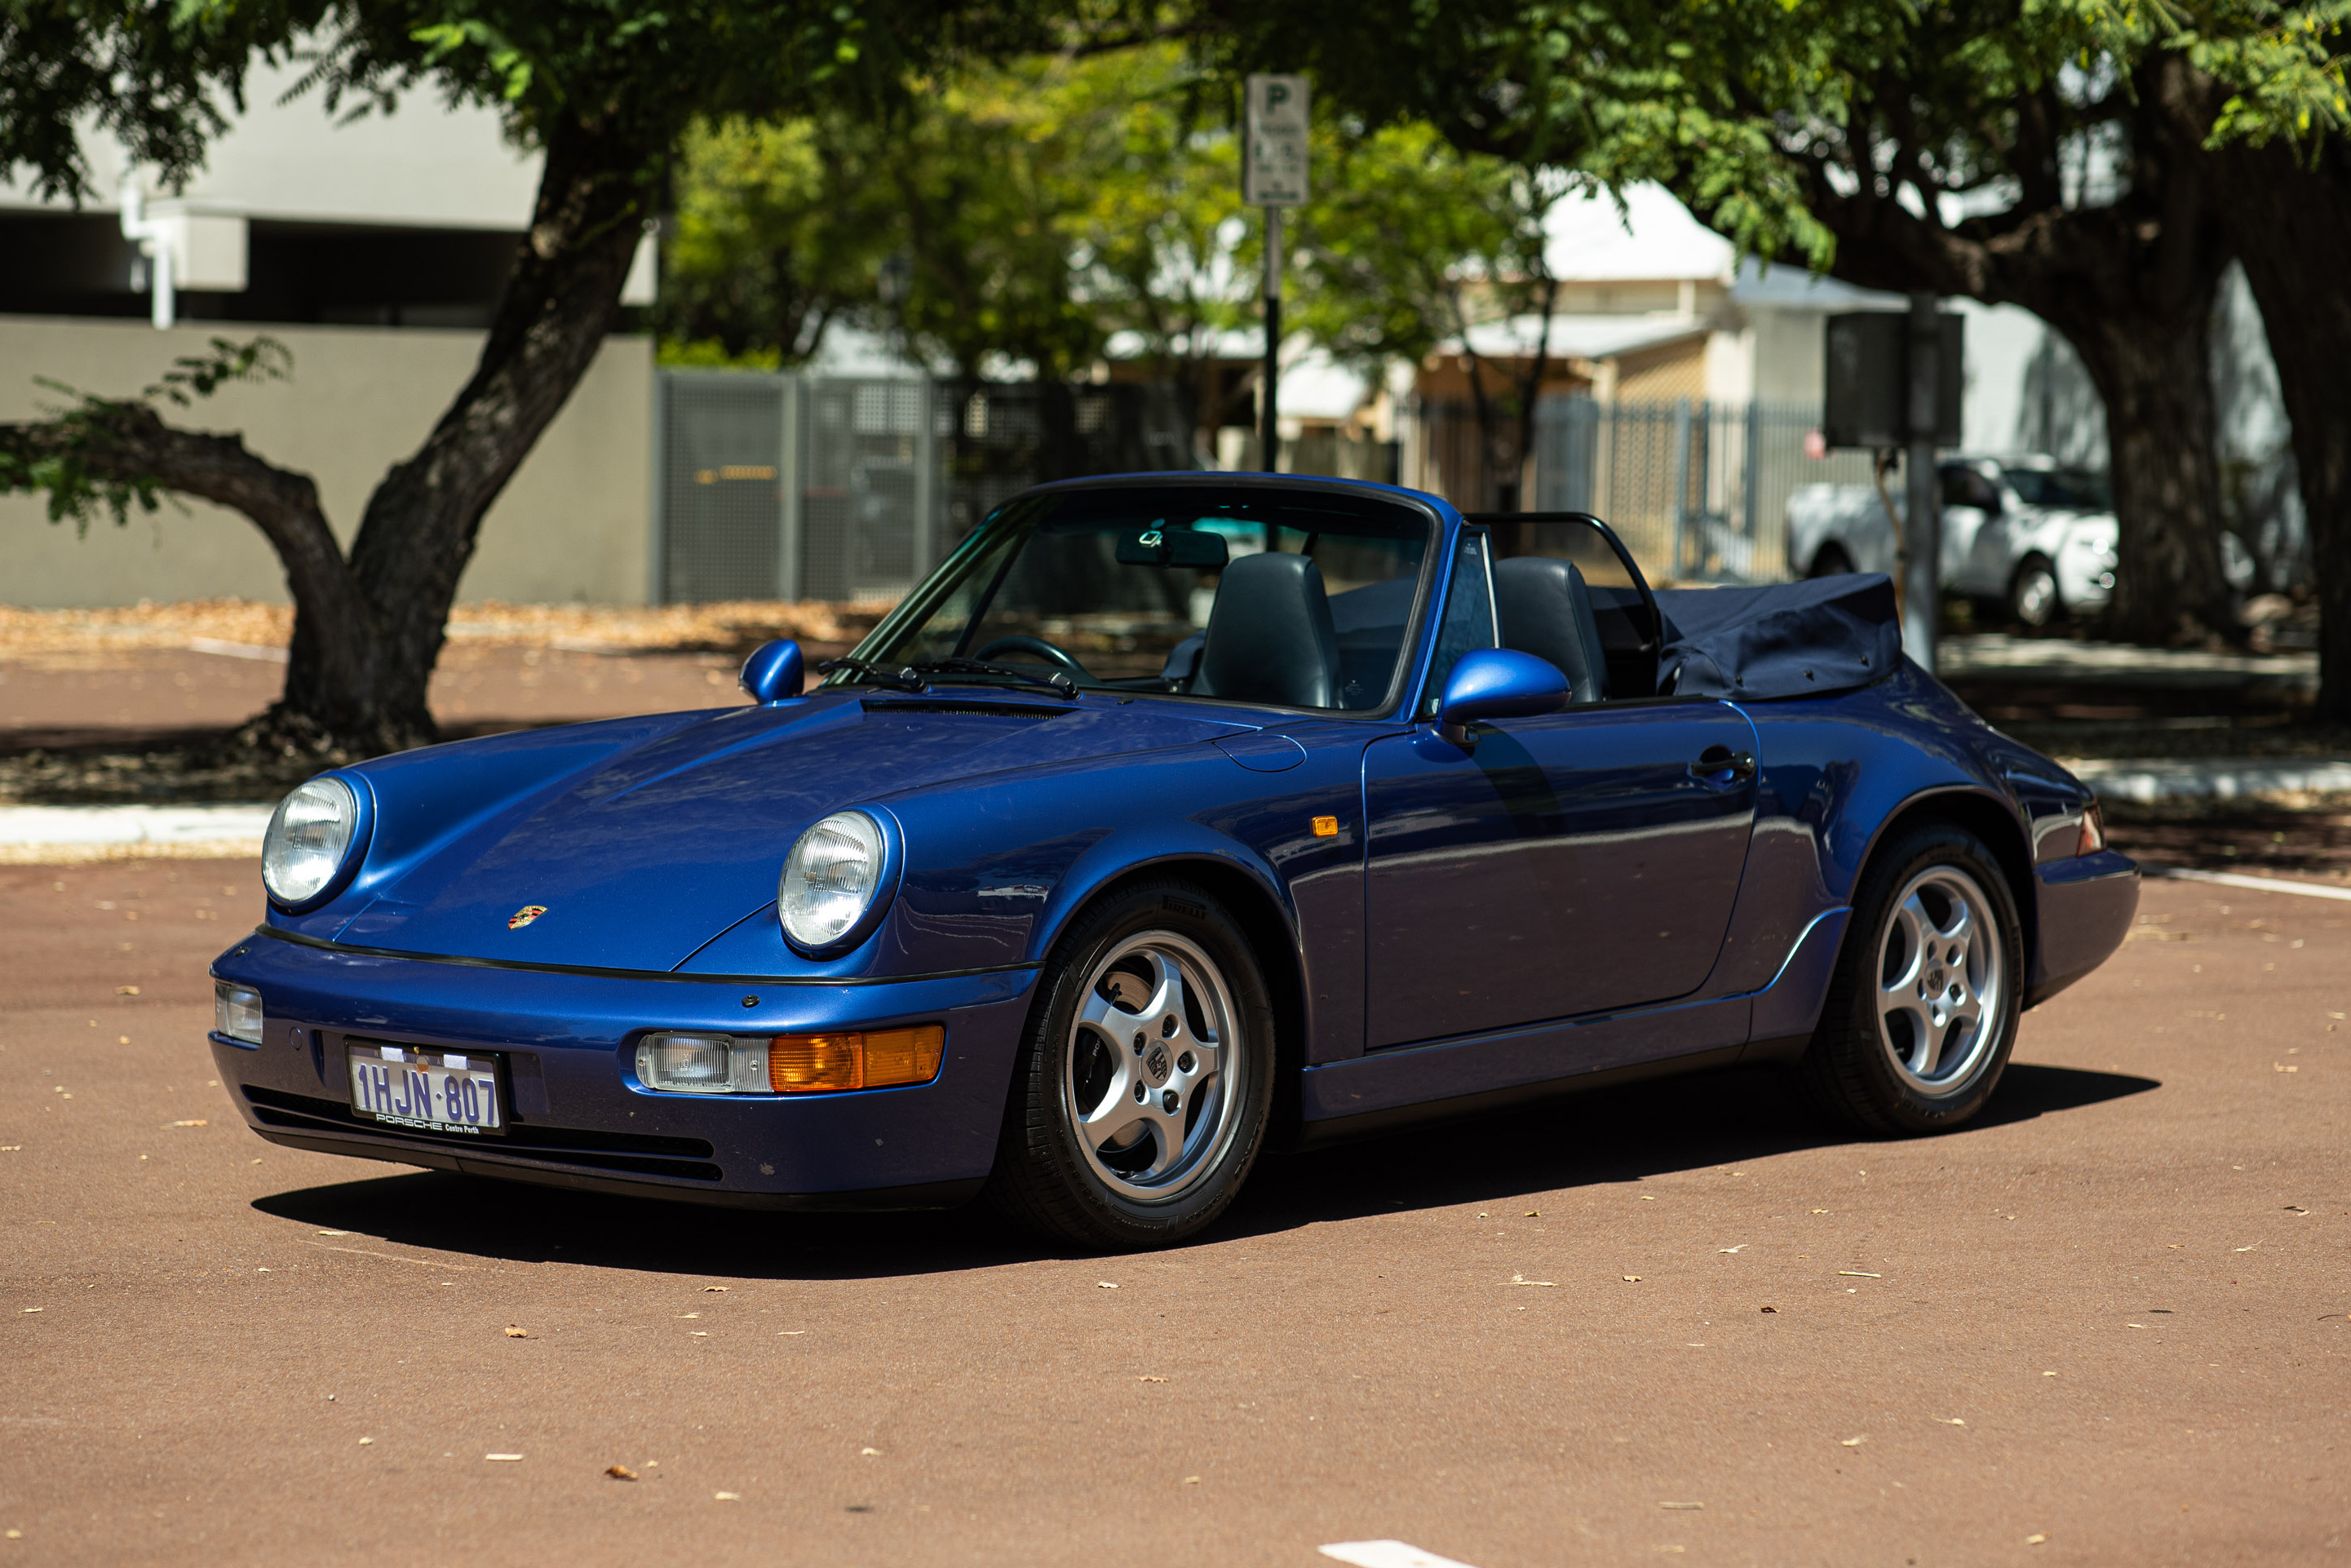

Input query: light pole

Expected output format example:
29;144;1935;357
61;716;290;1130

1244;74;1308;473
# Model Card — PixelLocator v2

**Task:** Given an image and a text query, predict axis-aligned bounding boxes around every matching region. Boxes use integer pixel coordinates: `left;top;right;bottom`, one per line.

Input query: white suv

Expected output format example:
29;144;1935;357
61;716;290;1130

1785;455;2119;627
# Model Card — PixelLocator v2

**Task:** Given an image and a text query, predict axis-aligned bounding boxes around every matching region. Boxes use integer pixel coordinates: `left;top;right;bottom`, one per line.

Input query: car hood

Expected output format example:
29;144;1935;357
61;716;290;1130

325;692;1255;971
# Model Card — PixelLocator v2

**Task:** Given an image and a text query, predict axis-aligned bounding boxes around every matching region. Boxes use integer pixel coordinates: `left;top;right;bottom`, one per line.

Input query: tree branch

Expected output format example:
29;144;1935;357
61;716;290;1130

0;402;364;630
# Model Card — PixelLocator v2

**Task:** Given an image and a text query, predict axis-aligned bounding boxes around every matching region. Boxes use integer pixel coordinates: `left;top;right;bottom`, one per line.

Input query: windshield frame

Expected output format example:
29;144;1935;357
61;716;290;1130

829;475;1457;720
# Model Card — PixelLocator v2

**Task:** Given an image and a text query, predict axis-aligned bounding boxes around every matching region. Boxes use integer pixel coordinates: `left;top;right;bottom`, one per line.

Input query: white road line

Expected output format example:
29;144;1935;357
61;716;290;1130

2156;866;2351;903
1320;1544;1483;1568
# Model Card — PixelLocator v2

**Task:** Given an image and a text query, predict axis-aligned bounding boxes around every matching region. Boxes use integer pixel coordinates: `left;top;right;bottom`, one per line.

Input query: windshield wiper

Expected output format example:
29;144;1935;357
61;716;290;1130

816;656;928;693
911;658;1078;700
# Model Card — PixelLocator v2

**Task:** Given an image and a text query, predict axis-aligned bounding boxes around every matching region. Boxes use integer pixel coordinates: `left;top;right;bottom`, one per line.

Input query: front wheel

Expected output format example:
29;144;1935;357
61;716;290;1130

985;880;1276;1249
1797;823;2024;1135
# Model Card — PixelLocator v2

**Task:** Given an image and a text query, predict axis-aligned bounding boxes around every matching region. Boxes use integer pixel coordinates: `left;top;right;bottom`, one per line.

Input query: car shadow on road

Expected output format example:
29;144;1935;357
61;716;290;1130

250;1059;2156;1279
1223;1059;2158;1238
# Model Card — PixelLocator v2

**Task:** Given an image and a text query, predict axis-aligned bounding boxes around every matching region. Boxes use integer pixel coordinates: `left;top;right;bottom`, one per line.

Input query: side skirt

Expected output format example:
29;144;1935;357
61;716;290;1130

1291;1044;1746;1149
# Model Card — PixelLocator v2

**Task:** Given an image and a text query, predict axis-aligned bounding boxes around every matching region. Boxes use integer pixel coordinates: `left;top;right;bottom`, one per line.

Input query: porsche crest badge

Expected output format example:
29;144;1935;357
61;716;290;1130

507;906;548;930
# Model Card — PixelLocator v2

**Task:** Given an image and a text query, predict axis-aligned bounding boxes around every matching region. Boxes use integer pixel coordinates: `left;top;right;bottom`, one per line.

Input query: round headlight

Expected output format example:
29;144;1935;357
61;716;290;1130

779;811;886;949
263;777;358;906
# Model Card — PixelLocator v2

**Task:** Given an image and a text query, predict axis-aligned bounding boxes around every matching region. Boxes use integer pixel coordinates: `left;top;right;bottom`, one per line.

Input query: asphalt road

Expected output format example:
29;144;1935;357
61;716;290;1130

2;862;2345;1566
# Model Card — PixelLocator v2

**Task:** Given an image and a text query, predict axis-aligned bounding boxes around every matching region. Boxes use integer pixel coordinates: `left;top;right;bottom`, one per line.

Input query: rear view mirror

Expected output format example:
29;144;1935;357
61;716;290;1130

1436;648;1570;746
739;639;804;703
1115;525;1229;569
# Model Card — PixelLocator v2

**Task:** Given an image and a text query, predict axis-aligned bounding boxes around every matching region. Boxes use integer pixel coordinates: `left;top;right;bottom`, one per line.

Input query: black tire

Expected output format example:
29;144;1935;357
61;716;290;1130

2009;554;2062;629
984;879;1277;1249
1809;543;1856;579
1797;822;2025;1135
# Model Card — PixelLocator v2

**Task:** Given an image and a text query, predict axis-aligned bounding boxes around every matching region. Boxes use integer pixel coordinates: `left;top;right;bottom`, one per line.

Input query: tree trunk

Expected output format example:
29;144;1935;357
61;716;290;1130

2199;137;2351;720
2043;278;2234;644
312;114;655;747
1742;52;2239;644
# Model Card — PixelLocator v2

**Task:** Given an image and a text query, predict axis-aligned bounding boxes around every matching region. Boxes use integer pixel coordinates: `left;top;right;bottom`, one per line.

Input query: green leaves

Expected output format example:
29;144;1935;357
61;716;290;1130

0;337;291;532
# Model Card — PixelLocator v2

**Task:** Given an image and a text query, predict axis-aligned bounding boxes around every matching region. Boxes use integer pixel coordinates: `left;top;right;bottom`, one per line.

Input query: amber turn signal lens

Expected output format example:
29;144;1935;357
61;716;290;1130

1310;815;1339;838
767;1025;943;1094
2077;802;2106;857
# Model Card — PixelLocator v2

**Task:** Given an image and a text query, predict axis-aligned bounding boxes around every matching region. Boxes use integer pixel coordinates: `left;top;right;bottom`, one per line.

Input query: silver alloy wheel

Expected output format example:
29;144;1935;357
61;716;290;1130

1875;866;2007;1096
2012;561;2059;627
1065;930;1242;1203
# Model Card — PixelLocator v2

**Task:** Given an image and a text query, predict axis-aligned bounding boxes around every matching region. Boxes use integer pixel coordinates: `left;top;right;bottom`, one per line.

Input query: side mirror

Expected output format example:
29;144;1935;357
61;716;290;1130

1435;648;1570;746
739;639;805;703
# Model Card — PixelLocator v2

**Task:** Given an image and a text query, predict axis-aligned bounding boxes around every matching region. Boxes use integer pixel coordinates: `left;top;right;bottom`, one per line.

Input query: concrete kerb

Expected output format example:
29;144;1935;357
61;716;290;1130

0;804;271;864
2061;755;2351;804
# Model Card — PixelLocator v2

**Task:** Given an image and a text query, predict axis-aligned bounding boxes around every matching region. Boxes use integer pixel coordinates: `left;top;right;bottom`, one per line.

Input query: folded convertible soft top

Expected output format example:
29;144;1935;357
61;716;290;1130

1654;573;1902;699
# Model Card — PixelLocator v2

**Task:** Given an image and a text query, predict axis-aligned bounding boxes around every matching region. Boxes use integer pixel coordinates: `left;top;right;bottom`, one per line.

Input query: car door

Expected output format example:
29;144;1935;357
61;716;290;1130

1940;464;2011;596
1360;529;1759;1049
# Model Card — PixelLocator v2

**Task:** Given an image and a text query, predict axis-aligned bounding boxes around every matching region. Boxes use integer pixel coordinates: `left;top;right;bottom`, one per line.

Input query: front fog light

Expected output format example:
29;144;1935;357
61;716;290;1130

214;982;263;1044
635;1033;770;1094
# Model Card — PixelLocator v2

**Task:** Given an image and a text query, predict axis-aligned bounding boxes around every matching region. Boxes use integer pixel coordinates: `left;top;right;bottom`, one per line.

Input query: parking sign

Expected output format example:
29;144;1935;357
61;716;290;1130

1244;75;1309;206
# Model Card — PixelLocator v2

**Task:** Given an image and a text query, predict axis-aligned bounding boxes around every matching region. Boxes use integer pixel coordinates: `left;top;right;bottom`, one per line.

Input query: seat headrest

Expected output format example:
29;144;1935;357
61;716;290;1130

1193;551;1341;708
1494;555;1607;703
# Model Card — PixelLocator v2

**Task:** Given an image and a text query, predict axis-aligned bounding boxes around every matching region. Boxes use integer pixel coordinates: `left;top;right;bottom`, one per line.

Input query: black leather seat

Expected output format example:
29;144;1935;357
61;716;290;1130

1192;552;1341;707
1494;556;1608;703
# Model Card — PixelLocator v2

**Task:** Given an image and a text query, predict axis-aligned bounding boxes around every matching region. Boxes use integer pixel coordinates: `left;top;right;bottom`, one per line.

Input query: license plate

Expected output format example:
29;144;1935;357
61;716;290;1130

347;1043;504;1136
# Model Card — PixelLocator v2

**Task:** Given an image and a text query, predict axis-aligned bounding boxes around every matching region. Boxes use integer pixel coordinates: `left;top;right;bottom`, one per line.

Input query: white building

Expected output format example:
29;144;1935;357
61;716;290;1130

2;71;658;608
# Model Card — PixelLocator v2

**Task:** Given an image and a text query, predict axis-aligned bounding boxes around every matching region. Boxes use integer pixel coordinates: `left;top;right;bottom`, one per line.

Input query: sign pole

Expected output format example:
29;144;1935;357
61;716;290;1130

1903;290;1941;673
1261;205;1282;472
1244;73;1308;476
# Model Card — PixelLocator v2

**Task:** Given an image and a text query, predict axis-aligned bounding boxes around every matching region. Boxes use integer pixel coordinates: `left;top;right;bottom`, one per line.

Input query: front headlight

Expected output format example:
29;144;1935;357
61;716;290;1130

263;776;358;906
779;810;886;948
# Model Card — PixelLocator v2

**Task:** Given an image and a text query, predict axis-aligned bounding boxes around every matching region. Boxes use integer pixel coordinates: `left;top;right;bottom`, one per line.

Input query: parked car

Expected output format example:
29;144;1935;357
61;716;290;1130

210;476;2138;1250
1785;456;2119;627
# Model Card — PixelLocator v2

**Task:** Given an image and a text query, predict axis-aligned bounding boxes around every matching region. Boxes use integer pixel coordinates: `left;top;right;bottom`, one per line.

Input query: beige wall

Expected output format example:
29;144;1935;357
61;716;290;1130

1;316;652;608
1610;336;1707;404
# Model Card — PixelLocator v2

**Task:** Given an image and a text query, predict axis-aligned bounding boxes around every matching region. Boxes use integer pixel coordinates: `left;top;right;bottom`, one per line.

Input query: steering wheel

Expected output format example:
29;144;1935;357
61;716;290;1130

972;635;1091;680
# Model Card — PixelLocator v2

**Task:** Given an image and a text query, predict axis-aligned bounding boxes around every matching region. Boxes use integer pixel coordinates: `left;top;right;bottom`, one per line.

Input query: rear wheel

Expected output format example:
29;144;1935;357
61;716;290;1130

985;880;1276;1249
1798;823;2023;1134
1809;543;1856;579
2009;554;2061;628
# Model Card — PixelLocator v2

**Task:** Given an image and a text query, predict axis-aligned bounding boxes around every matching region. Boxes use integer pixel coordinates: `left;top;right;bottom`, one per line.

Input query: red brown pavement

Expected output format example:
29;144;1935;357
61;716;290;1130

1;861;2345;1566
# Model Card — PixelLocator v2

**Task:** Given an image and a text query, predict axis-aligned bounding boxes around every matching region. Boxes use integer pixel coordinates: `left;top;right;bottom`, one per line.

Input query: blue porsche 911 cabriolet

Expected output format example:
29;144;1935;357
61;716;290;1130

209;475;2137;1248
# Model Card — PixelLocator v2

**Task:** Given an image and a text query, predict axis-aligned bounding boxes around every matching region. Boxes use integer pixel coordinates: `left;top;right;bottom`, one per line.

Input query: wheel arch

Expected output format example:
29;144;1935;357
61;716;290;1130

1035;855;1310;1137
1853;786;2038;969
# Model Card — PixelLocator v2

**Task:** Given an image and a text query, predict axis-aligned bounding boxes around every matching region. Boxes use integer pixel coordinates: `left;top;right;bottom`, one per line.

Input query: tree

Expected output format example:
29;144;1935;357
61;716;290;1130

658;43;1264;425
1225;2;2260;640
1291;120;1565;510
2143;2;2351;716
0;0;1055;757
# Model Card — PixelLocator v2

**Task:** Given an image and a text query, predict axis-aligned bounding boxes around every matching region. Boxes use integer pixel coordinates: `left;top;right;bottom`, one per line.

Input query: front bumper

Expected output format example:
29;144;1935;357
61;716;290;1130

208;930;1039;1209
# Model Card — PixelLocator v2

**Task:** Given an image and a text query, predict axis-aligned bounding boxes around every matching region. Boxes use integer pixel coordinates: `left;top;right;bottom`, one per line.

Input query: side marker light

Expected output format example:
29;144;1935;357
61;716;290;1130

2077;802;2106;857
1311;816;1339;838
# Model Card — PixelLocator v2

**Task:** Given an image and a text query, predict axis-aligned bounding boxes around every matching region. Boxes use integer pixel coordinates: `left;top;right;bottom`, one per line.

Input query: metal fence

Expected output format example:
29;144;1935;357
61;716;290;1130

653;371;1194;603
1528;396;1885;584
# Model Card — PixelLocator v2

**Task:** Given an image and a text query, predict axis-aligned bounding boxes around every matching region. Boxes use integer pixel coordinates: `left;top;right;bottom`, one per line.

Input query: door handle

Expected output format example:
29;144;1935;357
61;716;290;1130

1691;746;1756;783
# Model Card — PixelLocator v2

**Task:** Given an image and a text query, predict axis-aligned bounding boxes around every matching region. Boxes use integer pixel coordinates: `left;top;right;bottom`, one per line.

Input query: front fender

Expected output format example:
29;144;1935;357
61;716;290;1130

871;729;1374;1061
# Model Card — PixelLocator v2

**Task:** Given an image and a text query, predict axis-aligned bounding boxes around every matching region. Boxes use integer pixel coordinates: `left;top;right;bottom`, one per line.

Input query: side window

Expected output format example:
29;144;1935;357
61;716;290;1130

1420;531;1496;715
1941;467;1999;511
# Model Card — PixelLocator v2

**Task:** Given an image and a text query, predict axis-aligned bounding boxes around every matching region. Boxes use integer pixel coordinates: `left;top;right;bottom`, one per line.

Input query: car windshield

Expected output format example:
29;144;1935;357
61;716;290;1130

837;485;1436;711
2002;467;2110;510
